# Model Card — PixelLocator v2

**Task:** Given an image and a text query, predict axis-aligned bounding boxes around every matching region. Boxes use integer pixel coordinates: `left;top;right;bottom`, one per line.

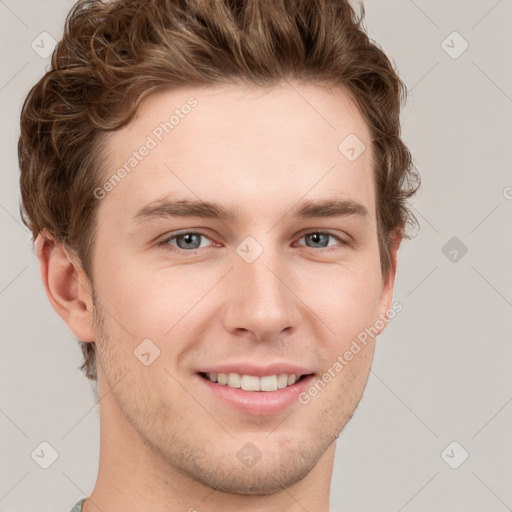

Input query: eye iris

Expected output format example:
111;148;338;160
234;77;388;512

177;233;201;249
307;233;329;248
171;232;334;251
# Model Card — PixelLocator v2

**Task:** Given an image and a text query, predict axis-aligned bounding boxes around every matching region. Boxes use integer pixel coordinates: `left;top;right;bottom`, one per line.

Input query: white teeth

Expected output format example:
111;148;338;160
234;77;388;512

204;372;301;391
277;373;288;389
260;375;277;391
227;373;241;388
241;375;260;391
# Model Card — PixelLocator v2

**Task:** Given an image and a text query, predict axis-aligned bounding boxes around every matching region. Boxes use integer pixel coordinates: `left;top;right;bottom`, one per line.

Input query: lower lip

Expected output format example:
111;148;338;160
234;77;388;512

196;373;316;416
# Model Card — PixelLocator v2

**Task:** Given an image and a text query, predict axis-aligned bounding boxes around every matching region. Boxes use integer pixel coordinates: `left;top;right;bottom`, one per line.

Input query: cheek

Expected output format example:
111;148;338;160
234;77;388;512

94;256;177;334
311;259;383;322
93;236;384;354
308;264;383;367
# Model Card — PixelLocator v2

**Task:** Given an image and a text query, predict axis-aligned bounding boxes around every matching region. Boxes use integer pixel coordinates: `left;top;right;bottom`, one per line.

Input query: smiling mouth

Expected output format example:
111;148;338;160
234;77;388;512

198;371;311;391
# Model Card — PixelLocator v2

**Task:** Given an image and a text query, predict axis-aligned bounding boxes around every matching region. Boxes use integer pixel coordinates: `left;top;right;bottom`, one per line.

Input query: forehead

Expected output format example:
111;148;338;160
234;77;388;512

99;81;375;225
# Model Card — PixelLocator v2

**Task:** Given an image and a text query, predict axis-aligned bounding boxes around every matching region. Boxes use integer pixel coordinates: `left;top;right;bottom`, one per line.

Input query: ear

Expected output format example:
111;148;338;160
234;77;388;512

375;230;402;335
35;230;95;342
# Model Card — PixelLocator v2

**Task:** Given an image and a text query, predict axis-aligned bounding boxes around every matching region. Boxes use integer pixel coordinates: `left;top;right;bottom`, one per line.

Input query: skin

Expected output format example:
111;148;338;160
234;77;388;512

37;80;400;512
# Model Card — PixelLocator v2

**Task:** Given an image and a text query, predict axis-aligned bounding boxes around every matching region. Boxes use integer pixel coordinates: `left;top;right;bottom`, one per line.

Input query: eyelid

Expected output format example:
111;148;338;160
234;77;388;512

158;229;350;252
159;228;217;249
293;229;350;246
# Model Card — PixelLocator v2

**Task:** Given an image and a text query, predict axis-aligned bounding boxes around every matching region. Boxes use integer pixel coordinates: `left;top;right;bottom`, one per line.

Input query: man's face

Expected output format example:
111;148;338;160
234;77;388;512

89;81;396;494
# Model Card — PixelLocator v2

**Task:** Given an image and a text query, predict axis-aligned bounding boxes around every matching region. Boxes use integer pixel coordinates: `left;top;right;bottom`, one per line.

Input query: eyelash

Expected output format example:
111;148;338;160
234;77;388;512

158;229;349;253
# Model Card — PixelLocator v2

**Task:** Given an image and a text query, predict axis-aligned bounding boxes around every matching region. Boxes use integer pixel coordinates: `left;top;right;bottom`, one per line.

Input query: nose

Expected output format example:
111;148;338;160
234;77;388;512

220;244;301;342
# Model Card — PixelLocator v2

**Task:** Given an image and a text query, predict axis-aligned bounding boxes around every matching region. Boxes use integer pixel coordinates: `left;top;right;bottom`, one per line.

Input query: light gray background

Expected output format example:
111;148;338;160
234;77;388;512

1;1;511;511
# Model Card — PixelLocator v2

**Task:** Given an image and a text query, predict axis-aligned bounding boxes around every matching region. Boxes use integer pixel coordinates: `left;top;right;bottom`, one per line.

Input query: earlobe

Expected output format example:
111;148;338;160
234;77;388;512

35;230;95;342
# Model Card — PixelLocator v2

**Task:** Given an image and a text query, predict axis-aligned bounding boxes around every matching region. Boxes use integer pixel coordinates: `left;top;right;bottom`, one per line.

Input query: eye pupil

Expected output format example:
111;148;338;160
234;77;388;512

307;232;328;248
177;233;201;249
165;230;341;253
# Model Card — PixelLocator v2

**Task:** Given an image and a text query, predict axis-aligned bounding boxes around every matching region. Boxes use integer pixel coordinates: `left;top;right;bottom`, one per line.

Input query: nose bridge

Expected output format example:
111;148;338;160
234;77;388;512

221;235;299;340
241;247;284;305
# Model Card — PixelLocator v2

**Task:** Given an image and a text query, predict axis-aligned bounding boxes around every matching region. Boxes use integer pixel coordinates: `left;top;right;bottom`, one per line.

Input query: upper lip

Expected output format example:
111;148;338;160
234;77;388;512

197;362;315;378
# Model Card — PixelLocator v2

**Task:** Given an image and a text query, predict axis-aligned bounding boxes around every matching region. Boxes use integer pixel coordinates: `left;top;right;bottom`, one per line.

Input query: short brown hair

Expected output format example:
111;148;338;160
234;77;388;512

19;0;420;381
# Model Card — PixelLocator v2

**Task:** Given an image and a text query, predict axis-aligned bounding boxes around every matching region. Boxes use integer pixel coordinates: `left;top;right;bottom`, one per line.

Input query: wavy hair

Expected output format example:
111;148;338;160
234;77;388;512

19;0;420;381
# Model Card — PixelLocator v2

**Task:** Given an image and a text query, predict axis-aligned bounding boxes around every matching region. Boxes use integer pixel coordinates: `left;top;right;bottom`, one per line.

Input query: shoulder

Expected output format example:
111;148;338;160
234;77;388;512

69;498;86;512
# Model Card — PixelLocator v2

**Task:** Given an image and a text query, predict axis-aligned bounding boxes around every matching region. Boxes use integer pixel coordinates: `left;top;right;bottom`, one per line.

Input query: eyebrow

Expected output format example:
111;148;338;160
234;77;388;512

131;197;370;224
